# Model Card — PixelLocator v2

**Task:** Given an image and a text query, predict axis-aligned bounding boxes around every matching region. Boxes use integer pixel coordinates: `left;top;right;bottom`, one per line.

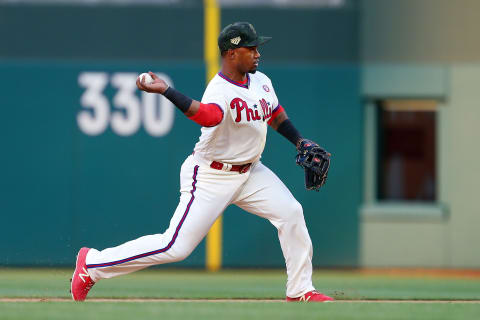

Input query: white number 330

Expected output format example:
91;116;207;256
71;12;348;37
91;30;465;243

77;72;175;137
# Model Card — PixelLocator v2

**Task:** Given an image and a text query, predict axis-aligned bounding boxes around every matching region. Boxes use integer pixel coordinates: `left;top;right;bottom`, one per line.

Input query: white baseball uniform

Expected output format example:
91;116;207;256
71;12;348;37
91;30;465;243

85;71;316;298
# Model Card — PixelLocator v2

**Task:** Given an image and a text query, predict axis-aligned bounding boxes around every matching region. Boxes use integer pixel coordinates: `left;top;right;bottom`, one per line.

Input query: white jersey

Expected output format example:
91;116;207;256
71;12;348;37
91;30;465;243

193;71;279;164
84;72;316;300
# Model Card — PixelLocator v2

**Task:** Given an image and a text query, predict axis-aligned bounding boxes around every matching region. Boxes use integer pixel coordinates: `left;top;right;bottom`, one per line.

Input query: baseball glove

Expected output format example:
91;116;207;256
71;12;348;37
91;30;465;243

296;139;331;191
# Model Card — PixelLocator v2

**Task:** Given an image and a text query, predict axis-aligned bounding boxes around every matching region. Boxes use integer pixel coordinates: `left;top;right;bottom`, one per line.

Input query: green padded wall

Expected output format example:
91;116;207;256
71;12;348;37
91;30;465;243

0;3;361;267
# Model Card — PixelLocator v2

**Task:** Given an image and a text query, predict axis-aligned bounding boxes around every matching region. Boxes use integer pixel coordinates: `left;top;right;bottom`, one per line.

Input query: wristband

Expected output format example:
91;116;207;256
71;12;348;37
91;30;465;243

277;119;303;146
163;87;193;113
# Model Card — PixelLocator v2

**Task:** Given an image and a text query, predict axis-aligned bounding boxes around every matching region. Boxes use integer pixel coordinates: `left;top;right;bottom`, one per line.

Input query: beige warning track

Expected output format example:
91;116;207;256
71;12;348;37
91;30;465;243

1;298;479;303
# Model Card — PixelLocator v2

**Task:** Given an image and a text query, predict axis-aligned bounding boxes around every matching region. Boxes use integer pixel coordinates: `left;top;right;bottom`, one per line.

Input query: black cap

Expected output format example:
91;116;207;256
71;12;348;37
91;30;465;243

218;22;272;52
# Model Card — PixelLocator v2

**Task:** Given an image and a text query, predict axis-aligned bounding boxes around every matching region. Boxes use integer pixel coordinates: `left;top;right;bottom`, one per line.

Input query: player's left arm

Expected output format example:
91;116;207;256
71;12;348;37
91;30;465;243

269;106;331;154
268;107;303;148
270;107;331;190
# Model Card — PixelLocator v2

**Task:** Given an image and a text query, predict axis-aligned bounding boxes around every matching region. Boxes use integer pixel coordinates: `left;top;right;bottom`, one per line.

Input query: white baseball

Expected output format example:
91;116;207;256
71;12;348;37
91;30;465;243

138;72;154;85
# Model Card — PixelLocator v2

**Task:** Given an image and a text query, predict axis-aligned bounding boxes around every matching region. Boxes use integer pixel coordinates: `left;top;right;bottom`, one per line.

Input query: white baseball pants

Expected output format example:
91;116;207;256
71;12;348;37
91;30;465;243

85;154;315;298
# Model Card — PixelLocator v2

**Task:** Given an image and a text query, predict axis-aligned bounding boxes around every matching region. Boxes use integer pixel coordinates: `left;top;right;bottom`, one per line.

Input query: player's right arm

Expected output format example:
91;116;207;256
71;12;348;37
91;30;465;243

136;71;223;127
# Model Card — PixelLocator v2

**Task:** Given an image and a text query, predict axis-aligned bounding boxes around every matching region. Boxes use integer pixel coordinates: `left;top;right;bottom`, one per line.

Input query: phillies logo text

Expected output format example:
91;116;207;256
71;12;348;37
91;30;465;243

230;98;272;122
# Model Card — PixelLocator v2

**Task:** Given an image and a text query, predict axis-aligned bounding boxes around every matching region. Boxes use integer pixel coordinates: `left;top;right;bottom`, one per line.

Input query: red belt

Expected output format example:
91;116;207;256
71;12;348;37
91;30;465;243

210;161;252;174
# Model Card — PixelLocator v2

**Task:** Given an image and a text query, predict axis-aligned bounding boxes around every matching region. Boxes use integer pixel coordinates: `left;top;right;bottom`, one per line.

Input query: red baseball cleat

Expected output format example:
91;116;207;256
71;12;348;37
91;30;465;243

70;247;95;301
286;290;334;302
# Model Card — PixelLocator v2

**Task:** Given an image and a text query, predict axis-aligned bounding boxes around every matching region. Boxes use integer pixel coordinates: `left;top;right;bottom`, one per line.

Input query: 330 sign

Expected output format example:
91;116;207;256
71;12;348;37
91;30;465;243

77;72;175;137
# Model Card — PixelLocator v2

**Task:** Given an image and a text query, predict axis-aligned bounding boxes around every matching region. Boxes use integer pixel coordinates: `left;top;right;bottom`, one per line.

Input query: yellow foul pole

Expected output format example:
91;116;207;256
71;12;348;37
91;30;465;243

204;0;220;82
204;0;222;272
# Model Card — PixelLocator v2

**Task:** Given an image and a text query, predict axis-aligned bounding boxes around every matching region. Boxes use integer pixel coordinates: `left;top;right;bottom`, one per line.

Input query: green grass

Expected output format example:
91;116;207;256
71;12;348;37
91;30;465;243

1;302;479;320
1;268;479;300
0;268;479;319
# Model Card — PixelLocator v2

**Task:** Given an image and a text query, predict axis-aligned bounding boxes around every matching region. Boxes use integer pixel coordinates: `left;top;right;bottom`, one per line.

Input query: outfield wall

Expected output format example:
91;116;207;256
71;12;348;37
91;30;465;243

0;3;362;267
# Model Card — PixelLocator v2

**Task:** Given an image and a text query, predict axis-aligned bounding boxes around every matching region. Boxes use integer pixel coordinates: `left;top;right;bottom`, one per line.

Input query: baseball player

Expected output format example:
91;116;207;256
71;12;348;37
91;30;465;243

71;22;332;302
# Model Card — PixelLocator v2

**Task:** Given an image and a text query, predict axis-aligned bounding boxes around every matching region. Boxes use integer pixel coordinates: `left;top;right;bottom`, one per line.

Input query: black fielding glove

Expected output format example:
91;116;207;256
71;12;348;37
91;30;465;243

295;139;331;191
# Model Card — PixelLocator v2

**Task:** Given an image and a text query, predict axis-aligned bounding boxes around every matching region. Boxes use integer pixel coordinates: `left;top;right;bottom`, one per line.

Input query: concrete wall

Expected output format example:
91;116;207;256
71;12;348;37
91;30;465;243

361;0;480;63
360;0;480;268
448;65;480;267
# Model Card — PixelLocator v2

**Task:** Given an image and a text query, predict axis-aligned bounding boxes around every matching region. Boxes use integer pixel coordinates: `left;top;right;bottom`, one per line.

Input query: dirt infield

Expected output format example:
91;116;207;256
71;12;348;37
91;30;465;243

1;298;479;303
356;268;480;279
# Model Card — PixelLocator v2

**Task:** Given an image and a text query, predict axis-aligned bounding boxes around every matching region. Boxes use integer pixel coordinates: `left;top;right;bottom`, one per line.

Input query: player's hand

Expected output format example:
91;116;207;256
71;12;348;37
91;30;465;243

136;71;169;94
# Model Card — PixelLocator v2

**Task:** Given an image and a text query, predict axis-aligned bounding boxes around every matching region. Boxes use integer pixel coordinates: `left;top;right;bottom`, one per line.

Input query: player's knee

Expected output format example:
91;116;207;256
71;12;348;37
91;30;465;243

283;200;303;222
170;246;194;262
294;200;303;214
291;200;303;216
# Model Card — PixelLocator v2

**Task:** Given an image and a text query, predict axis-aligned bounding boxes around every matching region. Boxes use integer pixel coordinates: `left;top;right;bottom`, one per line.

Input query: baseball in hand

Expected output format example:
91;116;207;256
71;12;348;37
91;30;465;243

138;73;154;85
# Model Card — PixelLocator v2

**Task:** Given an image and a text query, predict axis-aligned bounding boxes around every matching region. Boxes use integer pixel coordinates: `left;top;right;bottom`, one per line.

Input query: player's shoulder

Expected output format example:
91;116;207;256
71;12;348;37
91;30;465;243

202;74;228;104
205;73;228;92
204;74;224;93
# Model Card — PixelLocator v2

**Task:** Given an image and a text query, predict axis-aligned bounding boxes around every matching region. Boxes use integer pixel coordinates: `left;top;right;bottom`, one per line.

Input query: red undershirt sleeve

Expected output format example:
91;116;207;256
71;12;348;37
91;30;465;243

267;105;285;126
188;103;224;127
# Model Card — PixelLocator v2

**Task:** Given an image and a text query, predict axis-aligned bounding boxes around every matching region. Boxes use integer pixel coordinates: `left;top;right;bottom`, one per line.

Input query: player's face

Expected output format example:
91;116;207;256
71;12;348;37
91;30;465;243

235;46;261;74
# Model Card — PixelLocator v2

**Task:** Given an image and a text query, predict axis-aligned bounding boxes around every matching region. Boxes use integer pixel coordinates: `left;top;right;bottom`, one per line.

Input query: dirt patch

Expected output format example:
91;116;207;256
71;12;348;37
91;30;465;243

1;298;479;303
356;268;480;279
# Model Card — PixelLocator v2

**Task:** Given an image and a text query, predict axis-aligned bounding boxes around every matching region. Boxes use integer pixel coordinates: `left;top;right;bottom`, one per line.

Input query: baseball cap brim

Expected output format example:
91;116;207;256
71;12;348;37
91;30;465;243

244;36;272;47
